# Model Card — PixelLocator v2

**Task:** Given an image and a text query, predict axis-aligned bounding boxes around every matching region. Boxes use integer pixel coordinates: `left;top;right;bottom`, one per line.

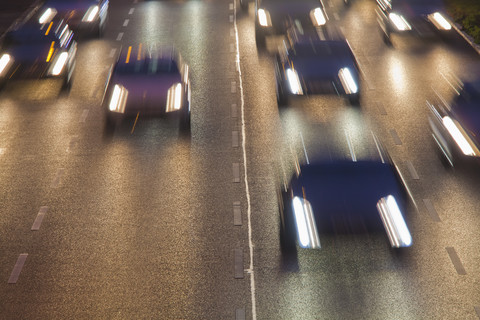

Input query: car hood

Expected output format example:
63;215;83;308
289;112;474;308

451;103;480;144
291;161;404;220
111;74;182;112
8;44;54;63
261;0;321;15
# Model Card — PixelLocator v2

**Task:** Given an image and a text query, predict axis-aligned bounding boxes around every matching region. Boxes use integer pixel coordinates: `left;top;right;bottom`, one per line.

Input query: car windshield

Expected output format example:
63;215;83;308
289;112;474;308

115;58;179;75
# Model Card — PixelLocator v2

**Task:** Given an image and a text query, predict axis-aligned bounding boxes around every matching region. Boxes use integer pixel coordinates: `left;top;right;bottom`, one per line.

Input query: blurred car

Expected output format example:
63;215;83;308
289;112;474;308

376;0;453;44
274;38;361;106
255;0;327;48
278;128;412;251
38;0;108;37
0;19;76;90
102;44;191;132
429;79;480;167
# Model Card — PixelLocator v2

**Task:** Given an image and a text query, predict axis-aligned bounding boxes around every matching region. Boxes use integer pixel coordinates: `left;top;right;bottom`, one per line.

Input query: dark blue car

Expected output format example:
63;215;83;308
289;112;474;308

102;44;191;133
0;19;76;89
376;0;453;44
429;79;480;167
275;38;361;106
278;128;412;251
38;0;108;37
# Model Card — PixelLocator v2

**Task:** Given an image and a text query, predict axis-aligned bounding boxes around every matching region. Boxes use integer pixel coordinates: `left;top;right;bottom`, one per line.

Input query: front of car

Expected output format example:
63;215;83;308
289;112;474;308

281;160;412;250
0;20;76;88
429;80;480;167
377;0;452;42
38;0;108;37
103;45;190;130
275;40;360;105
255;0;326;47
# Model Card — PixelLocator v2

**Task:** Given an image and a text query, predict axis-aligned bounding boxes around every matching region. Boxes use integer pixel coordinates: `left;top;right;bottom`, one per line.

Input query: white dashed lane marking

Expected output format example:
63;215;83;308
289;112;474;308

446;247;466;275
8;254;28;284
128;8;135;14
233;163;240;183
31;206;48;231
423;199;441;222
51;168;65;188
123;19;129;27
80;109;89;123
406;161;419;180
234;249;244;279
116;32;124;41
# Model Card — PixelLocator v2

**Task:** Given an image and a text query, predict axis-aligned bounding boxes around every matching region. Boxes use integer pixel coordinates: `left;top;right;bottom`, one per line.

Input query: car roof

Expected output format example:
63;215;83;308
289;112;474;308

288;39;353;58
4;19;70;46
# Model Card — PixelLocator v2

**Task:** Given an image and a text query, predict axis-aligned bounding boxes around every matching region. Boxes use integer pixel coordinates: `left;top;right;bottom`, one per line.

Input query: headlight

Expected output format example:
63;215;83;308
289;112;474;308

286;68;303;95
0;54;12;76
338;67;358;94
50;52;69;76
443;116;479;156
166;83;183;112
109;84;128;113
389;13;411;31
292;197;321;249
257;9;272;27
377;195;412;248
429;12;451;30
82;5;99;22
39;8;57;24
310;8;327;27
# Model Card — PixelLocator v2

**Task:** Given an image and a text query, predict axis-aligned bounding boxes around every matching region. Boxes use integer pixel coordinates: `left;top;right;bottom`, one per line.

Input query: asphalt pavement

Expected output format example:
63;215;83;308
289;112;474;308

1;0;480;319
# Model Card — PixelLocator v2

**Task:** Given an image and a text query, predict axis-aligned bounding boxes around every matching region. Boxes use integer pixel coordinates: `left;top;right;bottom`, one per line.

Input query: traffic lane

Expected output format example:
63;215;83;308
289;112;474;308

2;0;250;318
341;0;480;315
238;0;480;319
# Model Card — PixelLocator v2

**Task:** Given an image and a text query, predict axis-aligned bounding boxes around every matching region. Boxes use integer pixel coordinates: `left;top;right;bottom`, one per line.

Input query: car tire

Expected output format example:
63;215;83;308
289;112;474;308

276;79;288;107
180;105;191;135
240;0;248;11
348;93;360;106
279;191;296;253
255;28;266;49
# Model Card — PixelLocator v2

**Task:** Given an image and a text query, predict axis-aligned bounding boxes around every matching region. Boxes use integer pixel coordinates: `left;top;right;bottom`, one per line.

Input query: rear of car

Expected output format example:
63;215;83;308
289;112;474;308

103;45;191;132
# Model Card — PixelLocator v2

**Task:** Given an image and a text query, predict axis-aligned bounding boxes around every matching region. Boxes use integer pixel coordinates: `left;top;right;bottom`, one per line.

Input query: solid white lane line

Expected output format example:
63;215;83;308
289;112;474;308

232;131;239;147
31;206;48;231
234;248;244;279
233;201;242;226
446;247;466;275
406;161;419;180
116;32;124;41
80;109;89;123
423;199;441;222
8;254;28;284
128;8;135;15
233;163;240;183
123;19;129;27
233;0;257;318
51;168;65;188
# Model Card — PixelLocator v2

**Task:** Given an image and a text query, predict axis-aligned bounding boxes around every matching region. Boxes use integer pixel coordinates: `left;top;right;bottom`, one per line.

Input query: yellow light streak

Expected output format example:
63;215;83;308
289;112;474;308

125;46;132;63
